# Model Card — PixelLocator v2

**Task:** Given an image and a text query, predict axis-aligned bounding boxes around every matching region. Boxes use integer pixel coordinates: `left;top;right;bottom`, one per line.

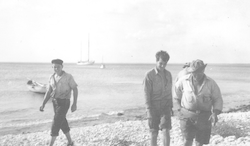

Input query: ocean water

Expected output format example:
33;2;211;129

0;63;250;134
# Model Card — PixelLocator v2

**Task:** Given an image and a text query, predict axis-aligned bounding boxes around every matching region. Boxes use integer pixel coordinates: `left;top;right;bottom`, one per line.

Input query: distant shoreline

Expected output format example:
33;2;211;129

1;102;250;136
0;62;249;65
1;108;250;146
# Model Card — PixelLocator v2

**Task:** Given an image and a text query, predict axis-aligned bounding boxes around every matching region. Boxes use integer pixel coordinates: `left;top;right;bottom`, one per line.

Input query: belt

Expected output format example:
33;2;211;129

186;109;201;114
186;108;211;114
178;108;198;119
53;98;70;101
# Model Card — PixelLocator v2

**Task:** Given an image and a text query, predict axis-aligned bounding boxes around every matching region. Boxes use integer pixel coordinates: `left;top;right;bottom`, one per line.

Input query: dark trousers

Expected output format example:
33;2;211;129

179;109;212;144
51;98;70;136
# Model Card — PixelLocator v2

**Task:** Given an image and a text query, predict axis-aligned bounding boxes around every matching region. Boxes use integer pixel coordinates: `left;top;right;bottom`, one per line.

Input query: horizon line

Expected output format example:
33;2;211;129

0;61;249;65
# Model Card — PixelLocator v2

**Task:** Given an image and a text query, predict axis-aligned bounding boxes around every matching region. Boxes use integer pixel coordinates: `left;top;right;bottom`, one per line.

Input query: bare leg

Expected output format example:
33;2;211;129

195;141;203;146
65;132;73;144
150;130;158;146
49;136;57;146
162;129;170;146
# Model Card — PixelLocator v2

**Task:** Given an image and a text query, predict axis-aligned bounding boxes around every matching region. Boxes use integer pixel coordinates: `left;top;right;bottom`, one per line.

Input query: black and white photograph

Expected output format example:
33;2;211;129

0;0;250;145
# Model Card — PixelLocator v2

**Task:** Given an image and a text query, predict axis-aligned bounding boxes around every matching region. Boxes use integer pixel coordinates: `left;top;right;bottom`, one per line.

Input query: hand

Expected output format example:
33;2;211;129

39;105;45;112
209;113;218;126
176;108;182;117
71;104;77;112
171;109;174;116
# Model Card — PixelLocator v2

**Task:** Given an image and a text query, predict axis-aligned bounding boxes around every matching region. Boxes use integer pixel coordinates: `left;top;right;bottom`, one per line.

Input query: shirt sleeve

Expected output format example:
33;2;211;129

143;73;152;109
211;81;223;111
48;75;53;89
174;78;183;101
168;72;173;108
68;74;78;89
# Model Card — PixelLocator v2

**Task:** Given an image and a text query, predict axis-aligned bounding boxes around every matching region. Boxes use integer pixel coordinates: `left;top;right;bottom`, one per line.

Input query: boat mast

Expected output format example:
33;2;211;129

88;33;90;62
80;42;83;61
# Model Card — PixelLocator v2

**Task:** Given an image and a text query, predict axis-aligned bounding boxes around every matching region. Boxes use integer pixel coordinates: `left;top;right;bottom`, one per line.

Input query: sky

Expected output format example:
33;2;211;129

0;0;250;64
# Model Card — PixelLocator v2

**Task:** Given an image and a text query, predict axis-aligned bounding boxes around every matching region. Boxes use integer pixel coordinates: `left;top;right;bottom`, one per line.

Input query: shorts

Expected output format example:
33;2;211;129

179;111;212;144
147;106;172;131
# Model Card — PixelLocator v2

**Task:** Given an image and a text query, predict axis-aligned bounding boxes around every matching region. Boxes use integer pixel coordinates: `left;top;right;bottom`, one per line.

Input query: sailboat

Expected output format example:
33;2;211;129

100;56;106;69
77;34;95;65
100;64;106;69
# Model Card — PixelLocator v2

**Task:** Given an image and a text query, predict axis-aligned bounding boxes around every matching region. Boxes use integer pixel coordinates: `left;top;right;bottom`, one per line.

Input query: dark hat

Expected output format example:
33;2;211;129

187;59;207;73
51;59;63;65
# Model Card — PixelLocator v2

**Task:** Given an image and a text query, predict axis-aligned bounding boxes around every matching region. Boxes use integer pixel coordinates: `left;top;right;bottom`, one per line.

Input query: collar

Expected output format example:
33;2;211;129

188;74;207;83
154;67;166;75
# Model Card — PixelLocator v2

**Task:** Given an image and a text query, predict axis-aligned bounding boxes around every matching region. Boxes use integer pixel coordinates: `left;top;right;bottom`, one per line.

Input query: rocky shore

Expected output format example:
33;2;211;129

1;107;250;146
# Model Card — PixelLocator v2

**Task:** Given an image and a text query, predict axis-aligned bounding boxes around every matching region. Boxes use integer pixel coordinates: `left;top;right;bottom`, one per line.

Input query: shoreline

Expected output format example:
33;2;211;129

1;110;250;146
1;102;250;137
0;107;147;136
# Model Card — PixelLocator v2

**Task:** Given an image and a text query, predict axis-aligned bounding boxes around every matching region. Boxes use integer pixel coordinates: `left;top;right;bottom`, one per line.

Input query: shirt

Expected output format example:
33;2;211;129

175;74;223;112
143;68;173;109
49;71;78;99
173;67;190;100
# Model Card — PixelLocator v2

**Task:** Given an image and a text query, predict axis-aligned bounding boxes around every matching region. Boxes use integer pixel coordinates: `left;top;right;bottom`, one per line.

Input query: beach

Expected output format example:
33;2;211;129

0;63;250;145
1;106;250;146
1;0;250;144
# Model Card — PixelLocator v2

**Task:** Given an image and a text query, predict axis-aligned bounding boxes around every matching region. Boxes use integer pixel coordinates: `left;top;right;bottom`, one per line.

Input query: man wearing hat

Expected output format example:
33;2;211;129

174;62;190;83
143;50;173;146
174;59;223;146
40;59;78;146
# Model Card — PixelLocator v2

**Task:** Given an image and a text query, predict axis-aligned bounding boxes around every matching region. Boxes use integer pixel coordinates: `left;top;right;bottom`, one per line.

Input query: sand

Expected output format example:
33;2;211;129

1;107;250;146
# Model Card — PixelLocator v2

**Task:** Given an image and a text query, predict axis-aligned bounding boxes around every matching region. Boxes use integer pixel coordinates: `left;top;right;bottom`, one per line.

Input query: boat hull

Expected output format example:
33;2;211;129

27;85;47;94
77;61;95;65
27;80;47;94
100;64;106;69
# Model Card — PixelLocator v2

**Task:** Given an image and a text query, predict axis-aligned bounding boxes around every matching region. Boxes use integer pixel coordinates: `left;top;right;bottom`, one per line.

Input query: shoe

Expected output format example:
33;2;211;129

67;142;74;146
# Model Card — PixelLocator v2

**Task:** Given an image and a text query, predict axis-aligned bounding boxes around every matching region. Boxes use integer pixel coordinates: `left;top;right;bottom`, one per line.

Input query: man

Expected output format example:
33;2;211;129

40;59;78;146
174;62;190;83
143;50;173;146
175;59;223;146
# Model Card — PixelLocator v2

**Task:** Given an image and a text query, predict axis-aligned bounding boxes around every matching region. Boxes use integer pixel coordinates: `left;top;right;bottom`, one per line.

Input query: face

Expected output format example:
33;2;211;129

52;64;63;74
156;58;167;71
191;70;205;82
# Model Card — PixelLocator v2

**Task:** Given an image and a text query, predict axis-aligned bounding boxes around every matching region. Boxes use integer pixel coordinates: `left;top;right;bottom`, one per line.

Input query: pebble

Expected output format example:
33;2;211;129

210;135;224;145
1;111;250;146
224;136;236;142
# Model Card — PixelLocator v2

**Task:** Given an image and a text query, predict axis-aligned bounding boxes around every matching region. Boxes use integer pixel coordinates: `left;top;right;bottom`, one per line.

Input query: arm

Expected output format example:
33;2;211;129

211;81;223;114
143;73;152;109
40;86;52;111
68;74;78;112
169;73;173;108
209;80;223;126
168;73;174;116
71;87;78;112
174;79;183;110
143;73;154;118
175;99;182;110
